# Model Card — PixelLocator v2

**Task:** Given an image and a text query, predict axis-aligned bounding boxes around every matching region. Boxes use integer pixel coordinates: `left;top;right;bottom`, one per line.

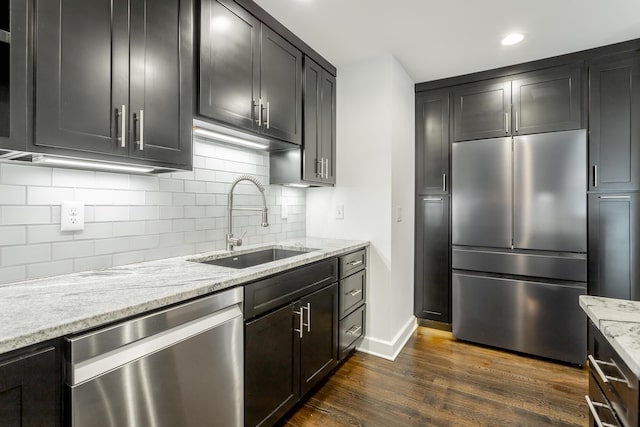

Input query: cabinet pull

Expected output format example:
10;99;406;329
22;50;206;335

588;355;630;385
347;289;362;297
599;195;630;200
303;303;311;332
266;101;270;129
253;100;260;125
119;104;127;148
348;260;363;267
504;112;509;134
584;395;617;427
442;173;447;192
293;308;304;338
137;109;144;151
424;197;443;201
258;99;264;127
515;111;519;133
593;165;598;187
346;325;362;335
317;158;324;178
324;158;329;180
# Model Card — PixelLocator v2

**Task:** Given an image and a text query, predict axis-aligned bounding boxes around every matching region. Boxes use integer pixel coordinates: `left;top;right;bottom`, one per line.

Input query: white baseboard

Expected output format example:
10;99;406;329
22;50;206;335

356;316;417;361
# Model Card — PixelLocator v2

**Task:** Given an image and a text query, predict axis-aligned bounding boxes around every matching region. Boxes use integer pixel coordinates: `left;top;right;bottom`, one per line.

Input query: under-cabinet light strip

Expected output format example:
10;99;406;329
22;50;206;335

193;127;270;150
33;156;156;174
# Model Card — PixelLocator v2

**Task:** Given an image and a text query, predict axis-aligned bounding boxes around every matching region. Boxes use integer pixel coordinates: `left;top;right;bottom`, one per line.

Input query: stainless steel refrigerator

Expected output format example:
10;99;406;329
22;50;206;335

451;129;587;365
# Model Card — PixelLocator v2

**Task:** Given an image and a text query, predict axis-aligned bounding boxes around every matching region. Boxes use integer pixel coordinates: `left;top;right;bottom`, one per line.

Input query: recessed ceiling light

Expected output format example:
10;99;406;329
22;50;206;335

501;33;525;46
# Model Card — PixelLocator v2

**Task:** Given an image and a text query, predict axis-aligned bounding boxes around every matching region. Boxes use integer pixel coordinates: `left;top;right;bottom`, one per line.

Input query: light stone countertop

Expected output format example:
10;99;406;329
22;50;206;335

579;295;640;378
0;237;369;355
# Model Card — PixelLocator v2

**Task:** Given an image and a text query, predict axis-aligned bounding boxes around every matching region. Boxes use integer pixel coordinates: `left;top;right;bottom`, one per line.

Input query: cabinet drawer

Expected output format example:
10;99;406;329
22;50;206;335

589;321;639;427
588;373;622;427
244;258;338;319
339;305;365;360
339;248;366;279
340;269;365;318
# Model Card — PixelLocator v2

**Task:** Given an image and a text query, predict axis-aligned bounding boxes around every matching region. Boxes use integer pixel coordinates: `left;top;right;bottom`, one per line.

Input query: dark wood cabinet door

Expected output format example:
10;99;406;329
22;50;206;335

299;282;338;396
453;79;511;141
0;347;59;427
245;304;300;427
319;69;336;184
34;0;129;156
589;53;640;191
1;0;27;151
588;193;640;300
260;25;302;145
198;0;260;133
302;56;322;183
129;0;193;167
511;65;583;135
416;89;450;194
415;196;450;322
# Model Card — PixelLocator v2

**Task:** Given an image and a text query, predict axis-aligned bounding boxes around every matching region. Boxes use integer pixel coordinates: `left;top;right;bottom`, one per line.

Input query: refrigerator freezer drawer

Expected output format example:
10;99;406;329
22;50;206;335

452;137;513;249
513;129;587;252
452;247;587;282
452;272;586;365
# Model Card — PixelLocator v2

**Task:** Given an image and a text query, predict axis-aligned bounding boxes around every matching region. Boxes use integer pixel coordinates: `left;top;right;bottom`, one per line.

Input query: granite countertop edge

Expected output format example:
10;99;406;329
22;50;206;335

579;295;640;378
0;237;369;355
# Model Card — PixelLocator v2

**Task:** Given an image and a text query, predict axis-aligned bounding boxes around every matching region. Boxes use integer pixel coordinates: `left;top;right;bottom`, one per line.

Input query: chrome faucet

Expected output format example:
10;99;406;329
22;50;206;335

226;175;269;251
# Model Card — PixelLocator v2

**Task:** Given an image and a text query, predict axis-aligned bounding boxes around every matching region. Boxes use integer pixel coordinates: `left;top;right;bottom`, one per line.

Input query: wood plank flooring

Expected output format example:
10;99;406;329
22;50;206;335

283;327;588;426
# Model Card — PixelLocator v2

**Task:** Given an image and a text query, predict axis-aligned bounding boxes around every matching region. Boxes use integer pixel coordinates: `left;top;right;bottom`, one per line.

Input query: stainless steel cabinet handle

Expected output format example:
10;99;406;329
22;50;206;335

348;260;363;267
317;158;324;178
293;308;304;338
584;395;617;427
588;355;630;385
324;158;329;180
347;289;362;297
266;101;270;129
442;173;447;192
253;100;260;125
303;303;311;332
515;111;519;133
346;325;362;335
258;99;264;128
505;112;509;134
593;165;598;187
137;110;144;150
599;195;631;200
120;104;127;148
424;197;443;201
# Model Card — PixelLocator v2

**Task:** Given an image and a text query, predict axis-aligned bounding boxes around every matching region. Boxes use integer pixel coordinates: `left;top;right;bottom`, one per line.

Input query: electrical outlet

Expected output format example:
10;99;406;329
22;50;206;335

396;206;402;222
61;201;85;232
335;204;344;220
281;203;288;220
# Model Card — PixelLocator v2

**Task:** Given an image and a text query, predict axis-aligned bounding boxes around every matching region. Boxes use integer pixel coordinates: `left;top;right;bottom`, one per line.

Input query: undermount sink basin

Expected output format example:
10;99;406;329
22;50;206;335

192;247;315;269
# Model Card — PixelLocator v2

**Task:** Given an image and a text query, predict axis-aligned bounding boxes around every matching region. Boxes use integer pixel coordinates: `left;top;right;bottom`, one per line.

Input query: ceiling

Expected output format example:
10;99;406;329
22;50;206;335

254;0;640;83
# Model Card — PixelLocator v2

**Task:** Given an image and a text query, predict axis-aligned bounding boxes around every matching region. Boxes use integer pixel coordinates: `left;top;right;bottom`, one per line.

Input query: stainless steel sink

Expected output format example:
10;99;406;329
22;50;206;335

192;247;315;269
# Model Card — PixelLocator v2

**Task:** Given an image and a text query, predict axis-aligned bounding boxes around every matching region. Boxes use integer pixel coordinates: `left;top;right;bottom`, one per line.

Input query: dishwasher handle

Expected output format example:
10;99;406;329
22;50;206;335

69;304;242;386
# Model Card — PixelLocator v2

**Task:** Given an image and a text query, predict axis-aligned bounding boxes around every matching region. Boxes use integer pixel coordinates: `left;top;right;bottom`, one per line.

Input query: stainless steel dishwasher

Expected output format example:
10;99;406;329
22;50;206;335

65;287;243;427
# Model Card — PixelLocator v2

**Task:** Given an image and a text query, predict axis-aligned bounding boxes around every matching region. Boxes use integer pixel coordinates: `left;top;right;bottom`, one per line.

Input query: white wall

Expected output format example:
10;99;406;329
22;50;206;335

306;54;416;360
0;139;306;285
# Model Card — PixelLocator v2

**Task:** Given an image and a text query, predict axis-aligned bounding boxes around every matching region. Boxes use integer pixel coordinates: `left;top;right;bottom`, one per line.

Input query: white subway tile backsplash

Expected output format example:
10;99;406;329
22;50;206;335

27;187;74;205
28;260;74;279
2;243;51;266
1;206;51;225
0;143;305;284
0;226;26;246
0;185;26;205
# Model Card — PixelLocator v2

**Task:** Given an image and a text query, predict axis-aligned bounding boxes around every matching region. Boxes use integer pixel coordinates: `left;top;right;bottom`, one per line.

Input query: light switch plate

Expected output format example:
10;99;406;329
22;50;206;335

61;201;85;232
396;206;402;222
335;204;344;220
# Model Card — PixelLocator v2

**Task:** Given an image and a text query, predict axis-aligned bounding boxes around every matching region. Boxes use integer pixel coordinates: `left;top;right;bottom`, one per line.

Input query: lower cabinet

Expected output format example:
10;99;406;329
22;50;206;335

244;282;338;427
337;249;367;360
0;344;60;427
588;193;640;300
414;195;451;323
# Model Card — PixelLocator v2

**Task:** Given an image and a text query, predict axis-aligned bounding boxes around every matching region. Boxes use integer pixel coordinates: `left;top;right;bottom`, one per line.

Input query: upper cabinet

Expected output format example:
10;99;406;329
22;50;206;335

33;0;193;169
0;0;27;151
198;0;302;145
416;88;450;194
302;56;336;185
588;52;640;192
453;65;583;142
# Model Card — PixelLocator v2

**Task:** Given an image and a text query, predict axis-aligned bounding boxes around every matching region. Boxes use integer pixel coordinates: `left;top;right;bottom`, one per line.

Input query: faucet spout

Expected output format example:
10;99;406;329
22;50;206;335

226;175;270;251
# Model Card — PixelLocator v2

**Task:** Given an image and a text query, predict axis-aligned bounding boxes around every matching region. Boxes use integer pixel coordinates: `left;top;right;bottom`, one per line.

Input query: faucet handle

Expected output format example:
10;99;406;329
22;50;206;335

236;230;248;246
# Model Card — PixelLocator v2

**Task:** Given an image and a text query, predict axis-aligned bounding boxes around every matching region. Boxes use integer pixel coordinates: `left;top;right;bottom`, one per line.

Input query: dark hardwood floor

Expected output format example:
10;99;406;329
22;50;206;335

283;326;589;426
